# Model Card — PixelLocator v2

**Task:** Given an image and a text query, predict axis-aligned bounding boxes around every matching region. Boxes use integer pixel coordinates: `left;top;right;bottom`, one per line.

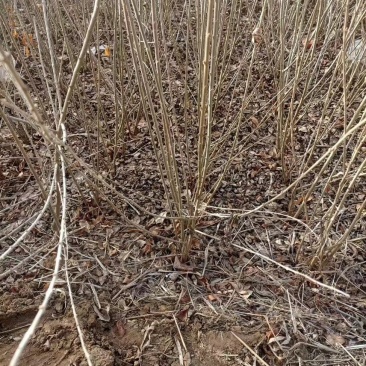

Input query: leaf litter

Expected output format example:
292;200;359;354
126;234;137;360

1;2;366;366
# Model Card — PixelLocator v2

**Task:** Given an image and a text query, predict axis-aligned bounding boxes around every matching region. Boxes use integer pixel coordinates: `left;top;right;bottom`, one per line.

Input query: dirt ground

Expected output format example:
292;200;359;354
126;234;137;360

0;288;268;366
1;231;366;366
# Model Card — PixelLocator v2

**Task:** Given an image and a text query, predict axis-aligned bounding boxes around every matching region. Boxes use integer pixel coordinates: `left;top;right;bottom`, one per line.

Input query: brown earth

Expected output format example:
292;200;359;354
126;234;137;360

0;291;268;366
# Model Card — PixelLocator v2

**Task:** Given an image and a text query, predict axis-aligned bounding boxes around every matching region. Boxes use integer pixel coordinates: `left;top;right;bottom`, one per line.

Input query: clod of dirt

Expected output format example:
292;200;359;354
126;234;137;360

88;346;114;366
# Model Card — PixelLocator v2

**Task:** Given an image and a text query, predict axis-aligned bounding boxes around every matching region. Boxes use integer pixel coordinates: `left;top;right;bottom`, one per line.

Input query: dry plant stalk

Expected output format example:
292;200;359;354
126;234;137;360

1;1;366;364
121;0;258;260
0;0;101;364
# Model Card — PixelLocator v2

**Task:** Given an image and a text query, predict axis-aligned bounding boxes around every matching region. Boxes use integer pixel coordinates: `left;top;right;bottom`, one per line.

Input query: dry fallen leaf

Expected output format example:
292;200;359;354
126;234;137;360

104;46;112;58
207;293;221;302
238;289;253;300
176;306;190;322
326;333;346;347
93;304;111;322
141;241;153;255
12;29;19;40
302;37;315;49
252;27;263;44
173;256;194;272
155;211;167;224
114;320;126;338
268;335;286;344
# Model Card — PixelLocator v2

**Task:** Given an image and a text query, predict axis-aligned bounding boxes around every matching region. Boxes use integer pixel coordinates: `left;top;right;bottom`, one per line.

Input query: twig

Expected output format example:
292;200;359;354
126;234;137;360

57;0;100;129
9;168;65;366
232;242;350;298
112;271;150;300
231;331;270;366
0;323;32;335
340;344;363;366
174;335;184;365
173;314;187;351
65;232;93;366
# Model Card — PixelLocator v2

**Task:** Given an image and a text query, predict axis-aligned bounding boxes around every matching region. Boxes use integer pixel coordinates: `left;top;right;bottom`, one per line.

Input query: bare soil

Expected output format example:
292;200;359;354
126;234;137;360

1;227;366;366
0;289;267;366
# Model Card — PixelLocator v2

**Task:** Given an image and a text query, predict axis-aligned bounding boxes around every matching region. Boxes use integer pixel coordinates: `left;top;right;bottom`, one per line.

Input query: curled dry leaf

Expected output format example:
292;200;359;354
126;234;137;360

326;333;346;347
155;211;167;224
207;293;221;302
104;46;112;58
230;282;252;300
176;306;190;322
173;256;194;272
252;27;263;44
302;37;315;50
93;304;111;322
115;320;126;338
141;241;153;255
268;335;286;344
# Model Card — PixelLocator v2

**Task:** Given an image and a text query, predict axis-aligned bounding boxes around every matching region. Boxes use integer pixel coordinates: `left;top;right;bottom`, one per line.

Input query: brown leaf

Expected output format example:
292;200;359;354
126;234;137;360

302;37;314;49
179;290;191;304
196;276;212;291
266;329;275;340
191;237;201;249
142;241;153;255
249;116;260;127
173;256;194;272
104;46;112;58
176;307;190;322
207;294;221;302
252;27;263;44
326;333;346;346
115;320;126;338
